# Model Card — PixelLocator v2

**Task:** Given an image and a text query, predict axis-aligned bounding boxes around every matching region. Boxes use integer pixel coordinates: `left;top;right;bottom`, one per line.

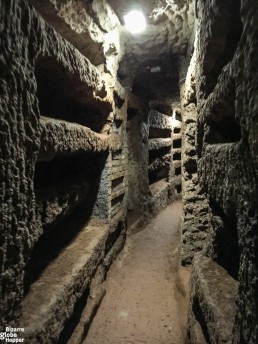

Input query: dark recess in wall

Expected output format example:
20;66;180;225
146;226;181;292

105;221;124;254
205;119;241;144
58;287;90;343
173;152;181;160
192;297;211;344
149;127;171;139
202;0;243;95
176;184;182;193
149;146;171;163
210;200;240;280
175;111;182;121
34;152;107;189
24;152;107;294
111;194;125;208
149;167;169;185
35;57;108;132
127;107;139;121
113;91;125;109
24;201;97;295
173;139;182;148
112;176;124;189
175;166;181;176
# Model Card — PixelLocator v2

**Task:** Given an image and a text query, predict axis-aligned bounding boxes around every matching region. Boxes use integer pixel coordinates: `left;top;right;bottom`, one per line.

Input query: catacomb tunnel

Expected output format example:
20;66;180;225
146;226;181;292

0;0;258;343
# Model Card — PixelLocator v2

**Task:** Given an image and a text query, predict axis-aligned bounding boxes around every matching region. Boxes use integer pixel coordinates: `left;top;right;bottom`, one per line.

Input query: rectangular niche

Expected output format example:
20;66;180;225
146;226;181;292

147;108;174;187
148;146;171;185
35;57;110;133
26;54;111;294
149;127;172;139
25;151;107;294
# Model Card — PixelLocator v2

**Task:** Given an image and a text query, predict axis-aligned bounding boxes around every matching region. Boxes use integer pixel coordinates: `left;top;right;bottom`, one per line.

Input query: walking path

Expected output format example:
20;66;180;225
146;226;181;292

85;201;190;344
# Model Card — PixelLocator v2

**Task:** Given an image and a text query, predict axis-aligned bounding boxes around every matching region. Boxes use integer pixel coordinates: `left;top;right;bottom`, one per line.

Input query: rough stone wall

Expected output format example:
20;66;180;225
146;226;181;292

126;96;148;223
0;1;127;342
127;97;179;233
171;107;183;198
185;0;258;342
29;0;122;73
118;0;195;86
180;50;215;265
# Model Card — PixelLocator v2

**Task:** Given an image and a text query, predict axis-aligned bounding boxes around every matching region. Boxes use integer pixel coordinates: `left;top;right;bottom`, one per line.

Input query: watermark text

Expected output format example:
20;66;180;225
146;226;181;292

0;327;24;343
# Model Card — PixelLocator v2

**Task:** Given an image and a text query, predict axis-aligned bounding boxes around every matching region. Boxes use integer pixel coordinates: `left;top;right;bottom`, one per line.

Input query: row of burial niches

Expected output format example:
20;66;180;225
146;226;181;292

148;104;182;196
24;57;111;295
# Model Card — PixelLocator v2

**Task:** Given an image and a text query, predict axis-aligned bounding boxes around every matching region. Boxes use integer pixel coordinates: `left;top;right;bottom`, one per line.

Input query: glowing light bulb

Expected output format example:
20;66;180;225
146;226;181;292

124;10;146;34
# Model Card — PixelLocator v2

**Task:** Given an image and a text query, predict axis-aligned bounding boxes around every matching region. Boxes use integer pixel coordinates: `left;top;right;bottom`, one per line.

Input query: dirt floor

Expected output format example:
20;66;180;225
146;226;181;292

84;201;191;344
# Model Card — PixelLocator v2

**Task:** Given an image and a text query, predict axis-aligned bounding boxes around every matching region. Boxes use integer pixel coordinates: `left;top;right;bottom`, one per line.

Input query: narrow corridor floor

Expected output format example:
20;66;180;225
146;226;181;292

85;201;190;344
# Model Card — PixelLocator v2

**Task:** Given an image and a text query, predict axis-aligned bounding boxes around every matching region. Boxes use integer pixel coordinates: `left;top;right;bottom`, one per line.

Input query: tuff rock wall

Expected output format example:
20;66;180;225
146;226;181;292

181;0;258;343
0;1;128;342
0;1;180;342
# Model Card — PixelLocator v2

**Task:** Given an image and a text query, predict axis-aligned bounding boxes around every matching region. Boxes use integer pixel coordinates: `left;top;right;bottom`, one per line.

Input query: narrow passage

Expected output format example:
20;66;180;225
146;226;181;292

85;201;190;344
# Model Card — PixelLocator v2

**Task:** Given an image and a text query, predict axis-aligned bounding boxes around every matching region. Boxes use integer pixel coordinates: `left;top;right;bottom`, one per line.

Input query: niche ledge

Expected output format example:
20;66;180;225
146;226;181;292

148;109;173;129
19;218;110;343
39;116;109;161
148;179;174;216
189;254;238;344
148;138;173;151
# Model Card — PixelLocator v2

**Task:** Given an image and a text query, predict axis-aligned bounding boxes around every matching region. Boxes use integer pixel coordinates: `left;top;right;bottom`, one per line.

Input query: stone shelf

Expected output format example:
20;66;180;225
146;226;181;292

39;116;109;161
148;154;171;172
111;171;126;181
172;147;182;154
19;219;109;343
110;185;127;201
148;138;173;151
199;62;234;123
171;175;181;185
36;183;92;228
148;109;172;129
174;160;181;169
149;178;169;195
111;201;125;219
190;255;238;343
173;133;182;141
30;0;106;65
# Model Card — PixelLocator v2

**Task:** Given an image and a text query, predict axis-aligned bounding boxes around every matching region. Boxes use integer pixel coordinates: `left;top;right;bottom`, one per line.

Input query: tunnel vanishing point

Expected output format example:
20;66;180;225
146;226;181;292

0;0;258;343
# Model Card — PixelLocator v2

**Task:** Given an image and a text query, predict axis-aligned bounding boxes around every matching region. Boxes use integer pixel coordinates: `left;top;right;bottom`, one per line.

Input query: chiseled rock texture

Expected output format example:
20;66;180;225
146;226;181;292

189;254;238;344
39;116;110;160
180;45;216;265
117;0;195;86
126;95;178;233
0;1;127;341
182;0;258;343
29;0;122;74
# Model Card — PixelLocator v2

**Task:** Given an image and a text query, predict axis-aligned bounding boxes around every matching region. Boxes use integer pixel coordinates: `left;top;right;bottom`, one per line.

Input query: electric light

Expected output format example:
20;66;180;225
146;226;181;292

124;10;146;34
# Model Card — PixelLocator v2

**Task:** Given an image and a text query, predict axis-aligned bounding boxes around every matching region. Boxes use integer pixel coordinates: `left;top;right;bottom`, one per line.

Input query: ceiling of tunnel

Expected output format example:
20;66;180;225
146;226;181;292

29;0;195;100
132;55;180;101
108;0;195;95
107;0;194;23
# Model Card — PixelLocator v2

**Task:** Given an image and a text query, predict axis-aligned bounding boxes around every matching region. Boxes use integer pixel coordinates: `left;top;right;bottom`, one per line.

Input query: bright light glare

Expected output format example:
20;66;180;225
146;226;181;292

124;10;146;34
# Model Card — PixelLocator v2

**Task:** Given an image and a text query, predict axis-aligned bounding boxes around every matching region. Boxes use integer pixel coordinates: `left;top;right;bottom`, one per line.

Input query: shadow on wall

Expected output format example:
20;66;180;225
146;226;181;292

200;0;243;96
210;200;240;280
24;152;108;295
35;57;109;133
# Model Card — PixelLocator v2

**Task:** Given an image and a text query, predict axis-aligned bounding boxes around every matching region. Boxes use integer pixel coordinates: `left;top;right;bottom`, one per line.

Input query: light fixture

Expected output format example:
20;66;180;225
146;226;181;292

124;10;146;34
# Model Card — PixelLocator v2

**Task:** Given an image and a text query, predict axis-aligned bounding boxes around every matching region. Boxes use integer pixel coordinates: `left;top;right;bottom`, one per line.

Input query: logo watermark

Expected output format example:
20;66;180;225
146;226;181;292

0;327;24;343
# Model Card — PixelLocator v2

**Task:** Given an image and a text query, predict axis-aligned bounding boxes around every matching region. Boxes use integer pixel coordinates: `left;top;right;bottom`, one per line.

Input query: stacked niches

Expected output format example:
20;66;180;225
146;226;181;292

148;107;182;199
15;5;127;342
